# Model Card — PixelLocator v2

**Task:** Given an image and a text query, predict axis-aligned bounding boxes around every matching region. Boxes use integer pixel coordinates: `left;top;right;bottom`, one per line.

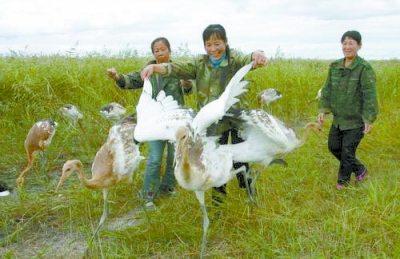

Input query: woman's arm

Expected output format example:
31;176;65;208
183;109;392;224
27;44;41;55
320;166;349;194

140;63;169;80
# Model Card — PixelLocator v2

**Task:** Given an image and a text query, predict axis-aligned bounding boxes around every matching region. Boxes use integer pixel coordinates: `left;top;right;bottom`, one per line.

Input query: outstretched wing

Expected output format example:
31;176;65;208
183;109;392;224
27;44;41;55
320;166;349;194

239;110;295;152
192;62;253;136
134;79;194;142
136;79;177;124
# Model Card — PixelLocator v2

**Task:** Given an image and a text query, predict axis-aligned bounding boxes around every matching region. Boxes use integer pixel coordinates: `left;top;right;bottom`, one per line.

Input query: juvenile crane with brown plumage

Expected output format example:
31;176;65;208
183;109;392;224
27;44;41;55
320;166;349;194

17;118;58;186
56;115;144;240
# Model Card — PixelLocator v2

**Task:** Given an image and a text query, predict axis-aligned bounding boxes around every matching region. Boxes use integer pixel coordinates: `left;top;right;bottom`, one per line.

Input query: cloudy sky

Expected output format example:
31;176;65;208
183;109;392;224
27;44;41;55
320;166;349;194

1;0;399;59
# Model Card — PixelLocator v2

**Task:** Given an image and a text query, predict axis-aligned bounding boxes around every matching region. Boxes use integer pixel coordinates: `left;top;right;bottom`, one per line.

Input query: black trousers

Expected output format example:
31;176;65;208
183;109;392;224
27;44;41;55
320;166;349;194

212;128;249;205
328;125;366;185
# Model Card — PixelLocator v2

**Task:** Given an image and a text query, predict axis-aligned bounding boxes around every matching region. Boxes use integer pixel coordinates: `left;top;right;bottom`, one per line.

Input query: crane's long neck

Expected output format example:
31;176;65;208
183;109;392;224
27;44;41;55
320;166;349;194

175;128;205;185
296;122;319;148
73;164;105;190
175;135;193;183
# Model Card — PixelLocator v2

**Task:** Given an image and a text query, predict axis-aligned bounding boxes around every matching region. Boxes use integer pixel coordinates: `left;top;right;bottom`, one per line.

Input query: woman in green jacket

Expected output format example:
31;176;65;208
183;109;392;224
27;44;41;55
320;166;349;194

140;24;268;207
107;37;192;209
318;30;379;189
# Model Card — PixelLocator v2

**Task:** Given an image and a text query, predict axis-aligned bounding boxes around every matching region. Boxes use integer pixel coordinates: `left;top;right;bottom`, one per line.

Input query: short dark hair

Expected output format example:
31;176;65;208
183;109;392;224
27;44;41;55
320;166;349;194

150;37;171;53
341;30;362;44
202;24;227;44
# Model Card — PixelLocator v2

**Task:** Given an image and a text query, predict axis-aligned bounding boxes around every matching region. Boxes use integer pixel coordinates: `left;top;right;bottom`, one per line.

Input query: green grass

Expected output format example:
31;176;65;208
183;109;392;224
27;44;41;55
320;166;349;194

0;51;399;258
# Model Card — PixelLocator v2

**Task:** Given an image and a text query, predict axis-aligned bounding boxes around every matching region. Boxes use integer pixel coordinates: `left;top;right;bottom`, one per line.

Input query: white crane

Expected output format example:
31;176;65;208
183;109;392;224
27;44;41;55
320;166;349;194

256;88;282;113
99;102;127;123
59;104;83;126
134;62;253;259
220;109;321;168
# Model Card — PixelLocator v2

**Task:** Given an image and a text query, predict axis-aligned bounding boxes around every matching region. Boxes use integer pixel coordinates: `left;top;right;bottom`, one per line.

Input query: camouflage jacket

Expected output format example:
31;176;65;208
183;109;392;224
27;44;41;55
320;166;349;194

116;60;187;105
167;49;252;110
319;55;379;129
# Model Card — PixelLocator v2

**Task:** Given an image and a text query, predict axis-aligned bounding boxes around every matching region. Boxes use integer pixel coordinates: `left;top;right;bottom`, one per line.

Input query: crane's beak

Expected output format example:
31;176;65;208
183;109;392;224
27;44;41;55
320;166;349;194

56;172;68;192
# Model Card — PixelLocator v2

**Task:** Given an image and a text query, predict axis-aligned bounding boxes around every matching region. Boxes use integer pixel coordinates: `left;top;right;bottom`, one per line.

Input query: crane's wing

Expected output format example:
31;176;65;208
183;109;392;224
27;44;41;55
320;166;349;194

239;109;295;152
136;79;177;123
134;79;195;142
107;120;144;177
192;62;253;136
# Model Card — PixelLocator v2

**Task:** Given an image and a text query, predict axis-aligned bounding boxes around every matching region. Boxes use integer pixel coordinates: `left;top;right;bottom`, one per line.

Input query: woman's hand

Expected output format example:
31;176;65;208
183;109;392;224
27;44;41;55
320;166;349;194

107;67;120;81
318;113;325;126
251;50;268;67
180;79;193;89
363;123;372;134
140;65;155;80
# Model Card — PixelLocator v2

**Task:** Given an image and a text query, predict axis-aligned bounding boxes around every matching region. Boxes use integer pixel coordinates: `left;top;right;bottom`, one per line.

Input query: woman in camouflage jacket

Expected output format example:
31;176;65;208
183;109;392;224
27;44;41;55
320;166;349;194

107;37;192;209
318;30;379;189
140;24;268;207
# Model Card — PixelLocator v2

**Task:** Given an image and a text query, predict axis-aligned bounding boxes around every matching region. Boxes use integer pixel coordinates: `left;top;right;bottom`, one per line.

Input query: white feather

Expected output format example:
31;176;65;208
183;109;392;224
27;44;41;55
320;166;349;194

220;109;316;167
134;79;194;142
191;62;252;136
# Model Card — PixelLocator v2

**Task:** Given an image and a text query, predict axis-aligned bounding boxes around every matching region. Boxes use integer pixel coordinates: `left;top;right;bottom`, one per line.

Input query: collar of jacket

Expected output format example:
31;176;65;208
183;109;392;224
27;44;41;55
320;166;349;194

337;55;362;70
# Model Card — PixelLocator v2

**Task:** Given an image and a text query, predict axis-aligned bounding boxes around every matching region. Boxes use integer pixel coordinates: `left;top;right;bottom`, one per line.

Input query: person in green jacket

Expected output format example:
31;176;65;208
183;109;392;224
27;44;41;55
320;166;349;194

107;37;192;209
140;24;268;207
318;30;379;189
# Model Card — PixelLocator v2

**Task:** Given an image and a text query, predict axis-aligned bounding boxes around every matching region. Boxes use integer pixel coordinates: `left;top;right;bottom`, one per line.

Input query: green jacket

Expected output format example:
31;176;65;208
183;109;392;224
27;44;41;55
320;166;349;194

116;60;187;105
319;55;379;130
168;49;252;110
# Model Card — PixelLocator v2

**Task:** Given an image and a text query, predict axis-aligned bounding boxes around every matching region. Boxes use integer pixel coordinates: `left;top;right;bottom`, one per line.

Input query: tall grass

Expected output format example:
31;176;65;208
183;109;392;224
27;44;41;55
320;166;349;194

0;51;399;258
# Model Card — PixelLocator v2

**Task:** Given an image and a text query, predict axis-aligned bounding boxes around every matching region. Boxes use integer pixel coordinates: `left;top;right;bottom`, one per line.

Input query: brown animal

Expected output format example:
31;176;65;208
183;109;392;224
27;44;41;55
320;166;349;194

56;116;144;241
17;118;57;186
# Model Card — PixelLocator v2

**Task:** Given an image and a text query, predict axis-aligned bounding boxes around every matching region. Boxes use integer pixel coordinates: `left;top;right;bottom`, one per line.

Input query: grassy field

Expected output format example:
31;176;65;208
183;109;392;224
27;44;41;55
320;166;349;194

0;51;399;259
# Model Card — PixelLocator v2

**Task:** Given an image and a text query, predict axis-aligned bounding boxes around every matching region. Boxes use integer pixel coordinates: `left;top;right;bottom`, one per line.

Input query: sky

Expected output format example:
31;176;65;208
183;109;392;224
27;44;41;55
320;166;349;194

1;0;400;60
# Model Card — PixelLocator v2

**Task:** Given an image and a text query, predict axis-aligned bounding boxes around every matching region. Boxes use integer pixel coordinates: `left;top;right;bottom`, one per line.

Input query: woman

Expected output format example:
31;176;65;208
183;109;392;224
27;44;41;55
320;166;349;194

318;30;379;189
140;24;268;207
107;37;192;209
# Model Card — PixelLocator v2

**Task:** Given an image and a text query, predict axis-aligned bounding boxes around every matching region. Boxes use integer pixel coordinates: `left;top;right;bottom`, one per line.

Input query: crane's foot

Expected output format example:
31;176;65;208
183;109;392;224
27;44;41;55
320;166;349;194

244;169;260;206
269;158;288;168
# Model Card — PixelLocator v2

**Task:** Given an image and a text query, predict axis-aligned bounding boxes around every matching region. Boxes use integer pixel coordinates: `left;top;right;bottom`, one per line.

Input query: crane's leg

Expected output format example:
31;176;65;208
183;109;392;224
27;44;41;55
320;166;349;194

242;167;260;206
195;191;209;259
91;189;108;242
85;189;108;258
39;150;48;169
16;153;35;186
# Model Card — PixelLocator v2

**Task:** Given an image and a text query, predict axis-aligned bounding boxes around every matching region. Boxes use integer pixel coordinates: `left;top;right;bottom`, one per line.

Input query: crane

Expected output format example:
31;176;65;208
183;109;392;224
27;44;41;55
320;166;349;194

56;115;144;242
134;62;253;259
17;118;58;186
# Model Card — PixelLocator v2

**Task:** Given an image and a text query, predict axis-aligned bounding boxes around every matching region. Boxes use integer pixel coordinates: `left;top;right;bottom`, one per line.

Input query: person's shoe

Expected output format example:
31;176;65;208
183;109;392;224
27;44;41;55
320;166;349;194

356;169;368;183
336;184;344;190
0;181;11;197
145;201;156;211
